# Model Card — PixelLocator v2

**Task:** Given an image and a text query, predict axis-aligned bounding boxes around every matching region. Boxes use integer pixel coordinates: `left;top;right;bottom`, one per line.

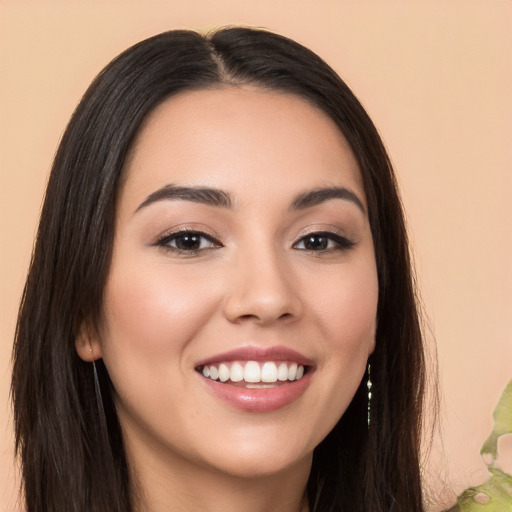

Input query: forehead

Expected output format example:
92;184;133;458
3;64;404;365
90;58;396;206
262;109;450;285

121;86;365;209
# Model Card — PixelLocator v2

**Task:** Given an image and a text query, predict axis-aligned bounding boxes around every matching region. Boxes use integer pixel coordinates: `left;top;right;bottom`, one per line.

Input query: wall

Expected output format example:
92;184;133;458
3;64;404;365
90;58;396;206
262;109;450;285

1;2;510;510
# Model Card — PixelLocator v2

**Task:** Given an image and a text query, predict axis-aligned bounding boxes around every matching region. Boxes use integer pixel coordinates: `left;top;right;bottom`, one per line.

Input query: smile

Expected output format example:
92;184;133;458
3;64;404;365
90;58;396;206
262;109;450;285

195;346;314;412
199;361;307;386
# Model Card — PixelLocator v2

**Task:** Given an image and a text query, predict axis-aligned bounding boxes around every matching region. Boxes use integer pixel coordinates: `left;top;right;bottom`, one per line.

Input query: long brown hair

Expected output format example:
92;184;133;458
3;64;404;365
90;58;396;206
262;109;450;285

12;27;426;512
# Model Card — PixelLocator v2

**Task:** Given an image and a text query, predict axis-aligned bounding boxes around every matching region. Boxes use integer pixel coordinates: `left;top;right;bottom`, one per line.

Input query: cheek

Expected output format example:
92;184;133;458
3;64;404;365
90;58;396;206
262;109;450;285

301;255;377;418
309;261;378;353
96;261;225;441
98;259;221;368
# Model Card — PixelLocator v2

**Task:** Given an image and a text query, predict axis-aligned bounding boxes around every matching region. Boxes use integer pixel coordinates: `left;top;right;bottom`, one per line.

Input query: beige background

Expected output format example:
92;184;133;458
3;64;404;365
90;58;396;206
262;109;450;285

1;2;511;510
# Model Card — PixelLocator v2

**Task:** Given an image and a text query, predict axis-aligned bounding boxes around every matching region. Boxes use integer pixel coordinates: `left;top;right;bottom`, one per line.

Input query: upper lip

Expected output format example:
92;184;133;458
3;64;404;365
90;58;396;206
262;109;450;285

194;345;315;368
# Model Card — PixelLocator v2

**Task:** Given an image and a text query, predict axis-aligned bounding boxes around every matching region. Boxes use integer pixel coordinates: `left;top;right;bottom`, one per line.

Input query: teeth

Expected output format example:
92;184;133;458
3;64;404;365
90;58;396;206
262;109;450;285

218;363;230;382
230;362;244;382
244;361;261;383
288;362;298;380
261;362;277;383
200;361;306;384
277;362;288;381
209;365;219;380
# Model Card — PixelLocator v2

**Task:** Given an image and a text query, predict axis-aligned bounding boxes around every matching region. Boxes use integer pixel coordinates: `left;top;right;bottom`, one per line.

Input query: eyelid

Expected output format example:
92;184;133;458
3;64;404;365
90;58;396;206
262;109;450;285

294;224;352;242
153;226;223;253
292;227;356;251
152;224;220;243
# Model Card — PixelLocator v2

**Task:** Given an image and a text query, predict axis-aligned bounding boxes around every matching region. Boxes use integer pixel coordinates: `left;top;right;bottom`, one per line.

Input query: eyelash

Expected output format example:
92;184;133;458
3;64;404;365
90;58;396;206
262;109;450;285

292;231;355;252
154;229;222;256
154;229;355;256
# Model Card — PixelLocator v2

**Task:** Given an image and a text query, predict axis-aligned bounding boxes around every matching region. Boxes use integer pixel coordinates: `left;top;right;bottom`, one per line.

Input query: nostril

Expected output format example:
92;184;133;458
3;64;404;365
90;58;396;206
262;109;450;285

222;265;303;324
233;311;296;325
238;313;259;321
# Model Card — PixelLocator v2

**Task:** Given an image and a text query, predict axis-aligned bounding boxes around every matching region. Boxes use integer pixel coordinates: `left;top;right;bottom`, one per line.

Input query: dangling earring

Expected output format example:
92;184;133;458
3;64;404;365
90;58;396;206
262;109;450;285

367;363;372;428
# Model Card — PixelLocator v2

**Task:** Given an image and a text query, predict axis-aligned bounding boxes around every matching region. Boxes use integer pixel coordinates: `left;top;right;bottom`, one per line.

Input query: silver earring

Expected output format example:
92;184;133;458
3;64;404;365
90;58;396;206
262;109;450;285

367;363;372;428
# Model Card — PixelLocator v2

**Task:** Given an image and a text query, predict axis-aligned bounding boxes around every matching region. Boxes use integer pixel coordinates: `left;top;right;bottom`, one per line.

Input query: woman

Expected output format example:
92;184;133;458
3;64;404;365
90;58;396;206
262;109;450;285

12;27;426;512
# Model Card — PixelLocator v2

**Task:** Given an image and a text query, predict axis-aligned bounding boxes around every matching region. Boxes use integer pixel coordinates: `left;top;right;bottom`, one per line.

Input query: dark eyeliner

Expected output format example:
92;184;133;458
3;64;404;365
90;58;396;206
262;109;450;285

153;229;221;255
323;232;356;250
294;231;356;252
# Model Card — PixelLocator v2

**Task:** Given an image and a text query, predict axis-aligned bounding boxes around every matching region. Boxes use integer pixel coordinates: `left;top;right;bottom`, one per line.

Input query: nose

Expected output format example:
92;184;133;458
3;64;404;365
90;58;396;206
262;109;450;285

223;248;303;325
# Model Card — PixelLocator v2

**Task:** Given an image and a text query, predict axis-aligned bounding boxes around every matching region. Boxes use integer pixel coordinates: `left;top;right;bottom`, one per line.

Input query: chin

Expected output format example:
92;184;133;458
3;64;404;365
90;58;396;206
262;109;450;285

205;448;313;481
192;428;316;481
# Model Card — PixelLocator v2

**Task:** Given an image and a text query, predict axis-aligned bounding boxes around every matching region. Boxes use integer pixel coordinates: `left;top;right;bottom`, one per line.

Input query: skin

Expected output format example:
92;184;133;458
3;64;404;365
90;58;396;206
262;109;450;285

77;86;378;512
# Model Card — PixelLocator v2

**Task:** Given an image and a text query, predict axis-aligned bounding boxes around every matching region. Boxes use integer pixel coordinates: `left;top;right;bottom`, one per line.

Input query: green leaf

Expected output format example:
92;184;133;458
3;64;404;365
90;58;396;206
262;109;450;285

456;381;512;512
480;380;512;462
456;468;512;512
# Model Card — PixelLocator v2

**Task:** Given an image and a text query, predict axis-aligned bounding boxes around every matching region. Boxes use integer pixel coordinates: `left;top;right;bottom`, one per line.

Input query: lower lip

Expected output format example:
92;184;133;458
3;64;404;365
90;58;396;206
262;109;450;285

200;373;313;412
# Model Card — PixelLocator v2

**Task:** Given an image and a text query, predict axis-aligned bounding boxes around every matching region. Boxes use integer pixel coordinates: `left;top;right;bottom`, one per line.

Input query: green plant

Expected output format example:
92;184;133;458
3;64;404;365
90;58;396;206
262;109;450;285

448;380;512;511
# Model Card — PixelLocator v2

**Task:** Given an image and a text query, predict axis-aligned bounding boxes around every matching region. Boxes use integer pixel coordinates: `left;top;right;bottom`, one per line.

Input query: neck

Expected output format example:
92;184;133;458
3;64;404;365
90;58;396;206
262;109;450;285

127;438;311;512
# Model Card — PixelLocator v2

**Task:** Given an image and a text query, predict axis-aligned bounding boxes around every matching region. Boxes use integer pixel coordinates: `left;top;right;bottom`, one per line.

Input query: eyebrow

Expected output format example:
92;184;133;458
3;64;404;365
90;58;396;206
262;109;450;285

289;187;365;214
135;184;365;215
135;185;233;212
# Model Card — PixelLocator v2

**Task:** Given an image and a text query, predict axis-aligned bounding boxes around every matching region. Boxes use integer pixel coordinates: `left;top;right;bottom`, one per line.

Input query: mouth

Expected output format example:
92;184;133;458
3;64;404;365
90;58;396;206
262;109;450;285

196;360;309;388
194;346;314;412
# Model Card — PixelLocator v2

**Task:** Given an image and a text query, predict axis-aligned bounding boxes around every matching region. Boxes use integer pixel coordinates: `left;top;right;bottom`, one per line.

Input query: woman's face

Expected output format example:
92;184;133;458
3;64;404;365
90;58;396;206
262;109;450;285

81;86;378;481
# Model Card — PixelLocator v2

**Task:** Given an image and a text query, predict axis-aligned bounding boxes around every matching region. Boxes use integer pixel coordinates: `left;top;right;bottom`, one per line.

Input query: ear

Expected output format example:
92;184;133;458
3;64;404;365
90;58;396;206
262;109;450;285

367;320;377;356
75;319;103;362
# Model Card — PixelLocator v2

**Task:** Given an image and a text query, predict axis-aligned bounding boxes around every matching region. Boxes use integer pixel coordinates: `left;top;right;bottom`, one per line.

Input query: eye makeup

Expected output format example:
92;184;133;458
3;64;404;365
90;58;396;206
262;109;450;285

154;227;222;256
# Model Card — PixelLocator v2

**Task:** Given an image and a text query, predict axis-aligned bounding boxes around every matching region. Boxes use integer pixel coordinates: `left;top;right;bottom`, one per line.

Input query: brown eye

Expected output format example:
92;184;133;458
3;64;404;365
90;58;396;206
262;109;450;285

302;235;329;250
156;230;220;253
173;233;203;250
294;232;355;252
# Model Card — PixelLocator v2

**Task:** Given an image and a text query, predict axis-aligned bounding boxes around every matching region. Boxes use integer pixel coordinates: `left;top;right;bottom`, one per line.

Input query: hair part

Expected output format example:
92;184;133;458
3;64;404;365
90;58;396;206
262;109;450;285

12;27;427;512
